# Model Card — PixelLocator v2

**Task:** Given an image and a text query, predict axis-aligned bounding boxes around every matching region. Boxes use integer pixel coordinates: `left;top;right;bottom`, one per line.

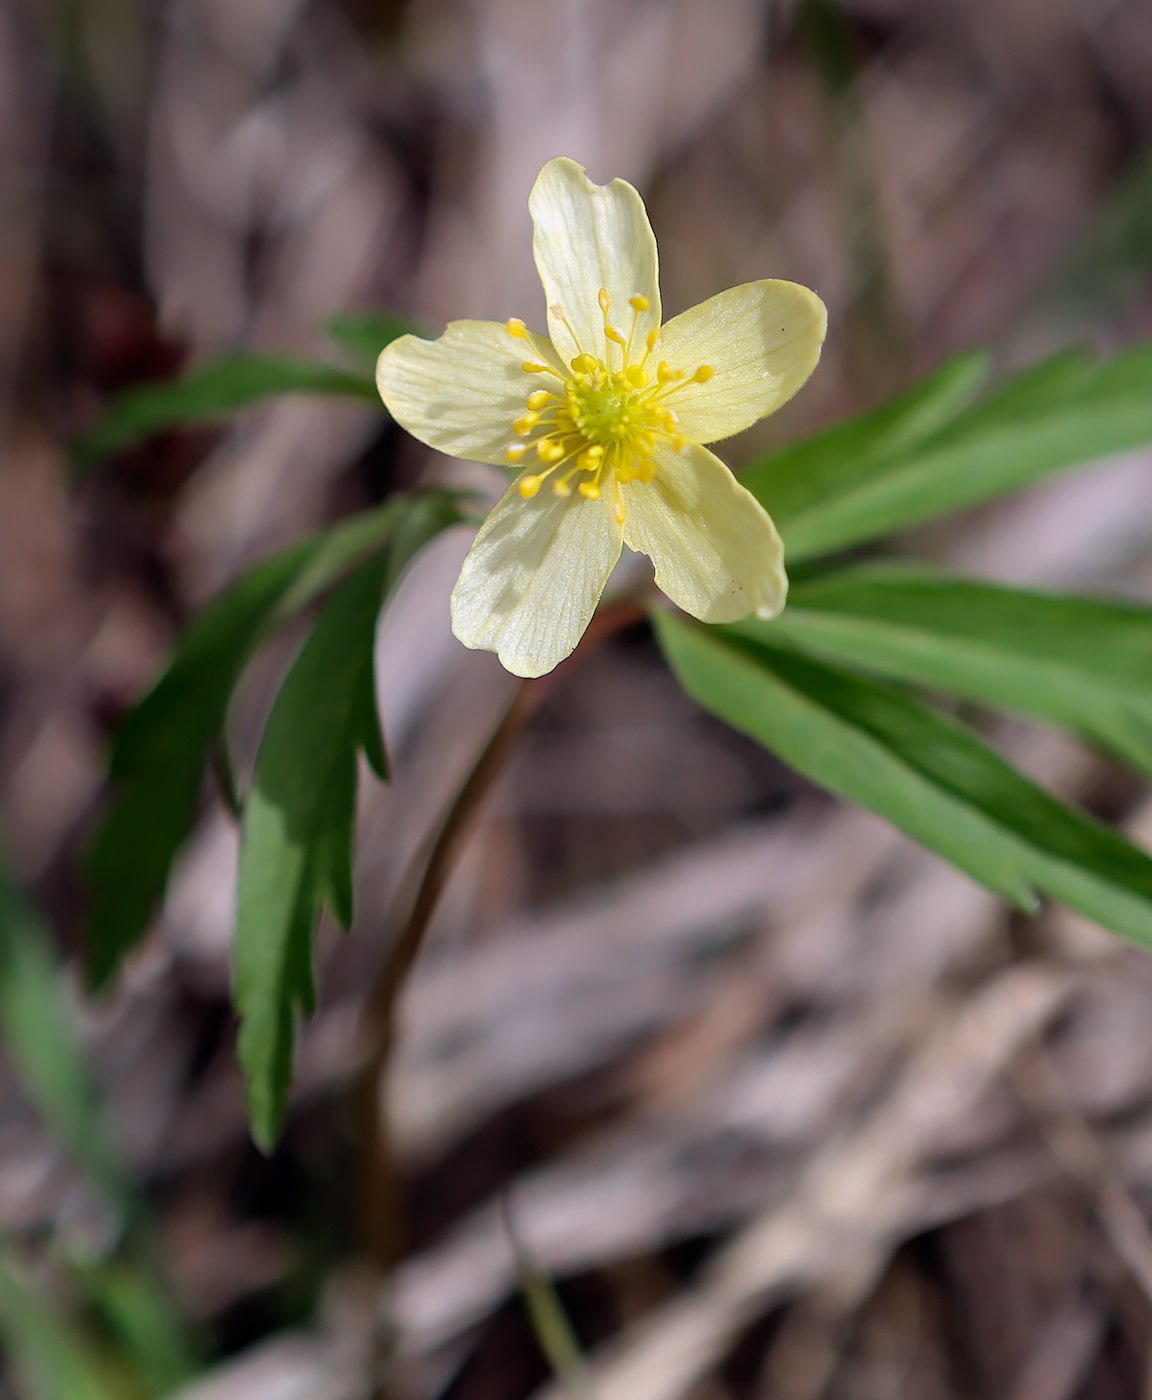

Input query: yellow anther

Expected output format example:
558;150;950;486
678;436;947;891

598;288;611;311
637;458;658;483
629;295;650;311
507;443;528;463
506;318;528;339
692;364;715;383
549;303;564;317
552;478;572;497
572;353;597;374
519;475;543;498
614;501;626;525
646;328;659;351
625;365;648;388
537;439;565;462
605;326;626;346
522;360;551;374
579;482;600;500
664;411;679;429
657;361;678;384
527;389;551;410
513;413;538;435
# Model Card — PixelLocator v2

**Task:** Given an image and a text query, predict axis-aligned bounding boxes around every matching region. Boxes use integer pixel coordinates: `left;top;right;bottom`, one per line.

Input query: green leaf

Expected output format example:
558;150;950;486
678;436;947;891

84;491;463;988
84;543;319;989
0;863;199;1392
72;353;380;468
755;341;1152;561
655;611;1152;946
0;1248;126;1400
761;563;1152;776
0;861;129;1221
741;349;989;523
77;1260;198;1397
326;311;416;366
235;553;390;1151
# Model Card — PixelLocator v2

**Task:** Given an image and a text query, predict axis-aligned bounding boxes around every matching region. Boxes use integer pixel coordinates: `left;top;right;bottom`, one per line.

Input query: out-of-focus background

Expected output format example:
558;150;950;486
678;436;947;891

5;0;1152;1396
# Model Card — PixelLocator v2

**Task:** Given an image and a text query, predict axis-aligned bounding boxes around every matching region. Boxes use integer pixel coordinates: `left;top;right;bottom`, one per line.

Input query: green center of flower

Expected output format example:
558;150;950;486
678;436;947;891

503;289;712;523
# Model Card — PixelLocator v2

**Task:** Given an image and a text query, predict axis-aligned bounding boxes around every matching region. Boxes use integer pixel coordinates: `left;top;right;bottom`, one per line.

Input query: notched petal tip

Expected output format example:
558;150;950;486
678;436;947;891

529;157;661;362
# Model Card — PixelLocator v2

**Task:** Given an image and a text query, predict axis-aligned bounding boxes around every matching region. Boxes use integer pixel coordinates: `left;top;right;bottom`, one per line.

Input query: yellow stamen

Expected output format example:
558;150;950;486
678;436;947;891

505;288;703;508
506;318;528;339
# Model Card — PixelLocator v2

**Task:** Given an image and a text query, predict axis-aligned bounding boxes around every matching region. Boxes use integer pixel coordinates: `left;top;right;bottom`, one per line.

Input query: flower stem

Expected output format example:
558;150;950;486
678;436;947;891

356;600;646;1395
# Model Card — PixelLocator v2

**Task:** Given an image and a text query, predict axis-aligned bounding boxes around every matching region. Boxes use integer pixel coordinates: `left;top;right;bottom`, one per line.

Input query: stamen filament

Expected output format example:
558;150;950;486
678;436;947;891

624;294;648;363
549;303;581;353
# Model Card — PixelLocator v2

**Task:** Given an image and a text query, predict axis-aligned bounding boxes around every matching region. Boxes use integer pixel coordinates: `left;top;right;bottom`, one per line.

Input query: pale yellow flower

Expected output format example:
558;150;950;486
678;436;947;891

376;157;827;678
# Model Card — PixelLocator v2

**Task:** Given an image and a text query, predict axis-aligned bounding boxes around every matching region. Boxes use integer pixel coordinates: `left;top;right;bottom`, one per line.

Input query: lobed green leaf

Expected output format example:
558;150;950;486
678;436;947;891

741;349;989;524
84;542;319;988
84;492;463;988
744;341;1152;561
655;611;1152;946
762;563;1152;776
234;553;390;1151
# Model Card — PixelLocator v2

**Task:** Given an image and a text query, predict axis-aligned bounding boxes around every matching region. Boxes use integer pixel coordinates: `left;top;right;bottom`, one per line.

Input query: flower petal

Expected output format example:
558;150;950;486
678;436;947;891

621;441;787;623
529;157;661;366
655;280;827;444
451;478;624;678
376;320;563;466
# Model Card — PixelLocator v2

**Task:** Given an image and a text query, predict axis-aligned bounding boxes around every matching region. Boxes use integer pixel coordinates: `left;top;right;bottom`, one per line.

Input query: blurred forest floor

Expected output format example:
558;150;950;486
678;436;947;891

5;0;1152;1397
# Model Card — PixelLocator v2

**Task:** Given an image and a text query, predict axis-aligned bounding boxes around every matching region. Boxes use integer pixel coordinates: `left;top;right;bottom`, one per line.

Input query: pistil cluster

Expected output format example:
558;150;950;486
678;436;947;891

503;290;713;524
